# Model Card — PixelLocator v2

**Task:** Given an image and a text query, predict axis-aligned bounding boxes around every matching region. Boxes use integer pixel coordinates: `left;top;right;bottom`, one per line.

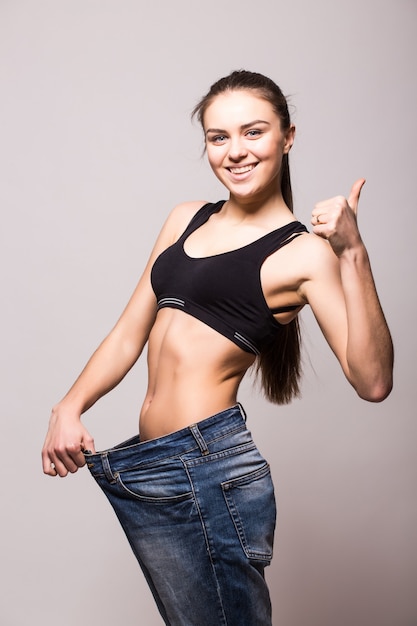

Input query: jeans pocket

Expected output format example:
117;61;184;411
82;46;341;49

115;474;194;503
222;463;276;562
113;461;194;504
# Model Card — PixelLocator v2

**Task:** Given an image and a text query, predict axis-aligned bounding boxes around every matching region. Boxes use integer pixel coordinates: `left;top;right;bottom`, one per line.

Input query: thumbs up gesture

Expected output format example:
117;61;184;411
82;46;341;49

311;179;366;257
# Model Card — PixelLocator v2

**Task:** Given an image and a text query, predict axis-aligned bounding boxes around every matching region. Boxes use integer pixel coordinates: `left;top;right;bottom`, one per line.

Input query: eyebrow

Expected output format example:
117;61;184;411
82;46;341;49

205;119;270;135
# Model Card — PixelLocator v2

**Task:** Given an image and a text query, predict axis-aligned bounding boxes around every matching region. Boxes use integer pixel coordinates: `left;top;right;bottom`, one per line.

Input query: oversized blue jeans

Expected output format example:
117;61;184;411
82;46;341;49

84;404;276;625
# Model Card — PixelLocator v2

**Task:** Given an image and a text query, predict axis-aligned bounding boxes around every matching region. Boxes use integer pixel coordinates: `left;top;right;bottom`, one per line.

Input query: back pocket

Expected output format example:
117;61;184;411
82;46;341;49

222;463;276;562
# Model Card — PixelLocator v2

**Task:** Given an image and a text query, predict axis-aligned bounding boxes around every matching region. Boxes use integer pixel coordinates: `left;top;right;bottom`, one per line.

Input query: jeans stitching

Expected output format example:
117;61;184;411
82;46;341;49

182;461;228;625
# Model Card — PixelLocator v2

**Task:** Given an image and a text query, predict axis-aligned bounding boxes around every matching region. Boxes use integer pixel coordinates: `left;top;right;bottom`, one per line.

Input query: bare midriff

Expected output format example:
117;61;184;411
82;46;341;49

138;308;255;441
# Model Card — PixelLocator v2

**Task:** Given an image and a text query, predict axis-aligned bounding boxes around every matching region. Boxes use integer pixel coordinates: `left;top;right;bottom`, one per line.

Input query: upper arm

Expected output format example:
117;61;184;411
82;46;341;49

298;236;350;376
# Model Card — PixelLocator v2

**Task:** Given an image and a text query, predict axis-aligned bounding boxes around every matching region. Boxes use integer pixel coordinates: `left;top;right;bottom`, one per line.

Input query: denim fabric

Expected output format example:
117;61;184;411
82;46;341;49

84;404;276;625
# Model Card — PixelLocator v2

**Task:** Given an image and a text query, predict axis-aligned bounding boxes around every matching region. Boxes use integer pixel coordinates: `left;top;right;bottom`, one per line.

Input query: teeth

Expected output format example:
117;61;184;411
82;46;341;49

229;164;255;174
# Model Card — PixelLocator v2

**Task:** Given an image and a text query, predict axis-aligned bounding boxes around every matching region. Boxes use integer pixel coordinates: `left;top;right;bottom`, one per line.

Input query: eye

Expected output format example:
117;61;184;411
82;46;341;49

209;134;228;145
246;129;262;138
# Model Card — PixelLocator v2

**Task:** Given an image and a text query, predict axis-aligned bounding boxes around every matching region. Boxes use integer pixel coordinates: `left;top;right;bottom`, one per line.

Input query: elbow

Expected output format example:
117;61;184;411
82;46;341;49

355;376;393;403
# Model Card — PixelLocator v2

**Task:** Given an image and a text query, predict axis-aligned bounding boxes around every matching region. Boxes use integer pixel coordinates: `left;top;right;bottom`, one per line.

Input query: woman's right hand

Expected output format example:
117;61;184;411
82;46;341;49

41;201;205;478
42;406;96;477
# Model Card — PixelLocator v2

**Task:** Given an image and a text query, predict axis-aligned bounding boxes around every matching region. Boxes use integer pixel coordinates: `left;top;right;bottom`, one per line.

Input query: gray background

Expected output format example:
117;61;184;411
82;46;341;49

1;1;416;625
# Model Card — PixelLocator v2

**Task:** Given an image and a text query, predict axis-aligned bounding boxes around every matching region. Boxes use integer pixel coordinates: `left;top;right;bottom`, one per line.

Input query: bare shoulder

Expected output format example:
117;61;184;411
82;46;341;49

169;200;209;223
164;200;209;240
289;231;339;279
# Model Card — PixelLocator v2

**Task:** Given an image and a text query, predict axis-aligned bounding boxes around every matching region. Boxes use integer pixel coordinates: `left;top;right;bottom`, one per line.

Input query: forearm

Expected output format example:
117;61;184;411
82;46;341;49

339;244;393;401
42;331;139;478
56;327;146;416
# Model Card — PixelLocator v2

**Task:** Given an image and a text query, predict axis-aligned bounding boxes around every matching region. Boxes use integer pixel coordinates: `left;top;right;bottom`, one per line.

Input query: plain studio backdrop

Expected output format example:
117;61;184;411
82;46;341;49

1;1;416;625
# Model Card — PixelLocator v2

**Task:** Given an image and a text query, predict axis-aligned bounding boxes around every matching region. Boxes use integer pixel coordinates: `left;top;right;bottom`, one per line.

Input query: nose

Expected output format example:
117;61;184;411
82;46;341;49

228;136;248;162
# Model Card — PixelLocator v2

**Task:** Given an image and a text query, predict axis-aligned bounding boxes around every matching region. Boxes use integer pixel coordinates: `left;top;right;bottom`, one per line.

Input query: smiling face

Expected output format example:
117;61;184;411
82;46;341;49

203;89;295;203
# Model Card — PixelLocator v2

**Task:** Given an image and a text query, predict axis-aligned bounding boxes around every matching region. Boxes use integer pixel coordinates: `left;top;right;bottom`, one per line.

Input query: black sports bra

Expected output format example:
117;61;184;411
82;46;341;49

151;201;308;355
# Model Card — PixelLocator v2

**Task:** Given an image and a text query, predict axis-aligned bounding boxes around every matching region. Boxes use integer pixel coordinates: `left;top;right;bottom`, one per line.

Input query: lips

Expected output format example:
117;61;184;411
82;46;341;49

228;164;257;175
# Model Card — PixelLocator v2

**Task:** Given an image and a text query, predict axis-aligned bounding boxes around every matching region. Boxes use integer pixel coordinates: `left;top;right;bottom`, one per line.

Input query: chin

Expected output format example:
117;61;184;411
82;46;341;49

231;184;268;200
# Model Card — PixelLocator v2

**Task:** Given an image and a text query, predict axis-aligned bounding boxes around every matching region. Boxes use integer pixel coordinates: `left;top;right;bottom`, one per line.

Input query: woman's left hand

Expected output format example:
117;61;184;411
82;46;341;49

311;178;366;257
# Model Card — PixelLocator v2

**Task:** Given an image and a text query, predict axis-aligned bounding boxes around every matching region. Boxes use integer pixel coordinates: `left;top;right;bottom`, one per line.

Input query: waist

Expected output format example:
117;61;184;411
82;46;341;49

84;403;248;477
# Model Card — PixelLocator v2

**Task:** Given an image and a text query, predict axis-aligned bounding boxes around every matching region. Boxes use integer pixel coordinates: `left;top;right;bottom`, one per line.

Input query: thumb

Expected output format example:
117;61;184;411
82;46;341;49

348;178;366;215
81;428;96;454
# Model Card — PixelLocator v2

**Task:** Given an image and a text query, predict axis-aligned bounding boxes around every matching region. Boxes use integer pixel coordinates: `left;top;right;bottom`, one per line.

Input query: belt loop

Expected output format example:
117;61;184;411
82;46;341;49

237;402;247;422
102;452;117;483
189;424;209;456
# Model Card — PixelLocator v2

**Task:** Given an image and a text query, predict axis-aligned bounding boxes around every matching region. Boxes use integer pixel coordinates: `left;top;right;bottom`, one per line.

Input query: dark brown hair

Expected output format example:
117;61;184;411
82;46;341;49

192;70;301;404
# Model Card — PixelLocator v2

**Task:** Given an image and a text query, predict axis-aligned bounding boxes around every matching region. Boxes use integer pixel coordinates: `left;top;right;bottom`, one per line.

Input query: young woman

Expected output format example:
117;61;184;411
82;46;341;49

42;70;393;625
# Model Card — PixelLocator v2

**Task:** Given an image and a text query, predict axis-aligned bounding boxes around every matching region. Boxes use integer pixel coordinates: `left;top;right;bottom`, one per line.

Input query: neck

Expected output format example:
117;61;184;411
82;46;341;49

225;188;293;221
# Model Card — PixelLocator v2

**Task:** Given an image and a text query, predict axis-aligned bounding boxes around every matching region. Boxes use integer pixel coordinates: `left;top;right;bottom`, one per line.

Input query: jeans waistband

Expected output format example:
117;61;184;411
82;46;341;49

84;403;247;477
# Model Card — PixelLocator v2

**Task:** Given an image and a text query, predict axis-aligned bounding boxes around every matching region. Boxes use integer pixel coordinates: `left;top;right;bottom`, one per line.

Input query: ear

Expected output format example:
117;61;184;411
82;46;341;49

283;124;296;154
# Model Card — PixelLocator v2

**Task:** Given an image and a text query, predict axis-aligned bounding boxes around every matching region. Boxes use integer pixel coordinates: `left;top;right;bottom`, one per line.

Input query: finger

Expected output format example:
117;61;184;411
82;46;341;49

52;458;69;477
347;178;366;215
311;212;326;228
55;452;81;476
44;461;58;476
81;432;96;455
56;444;86;473
42;448;56;476
48;445;82;476
42;455;59;477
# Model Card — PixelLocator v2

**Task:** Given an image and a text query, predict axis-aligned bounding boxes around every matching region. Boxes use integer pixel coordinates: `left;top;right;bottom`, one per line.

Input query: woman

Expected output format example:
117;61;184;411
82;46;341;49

42;70;393;625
